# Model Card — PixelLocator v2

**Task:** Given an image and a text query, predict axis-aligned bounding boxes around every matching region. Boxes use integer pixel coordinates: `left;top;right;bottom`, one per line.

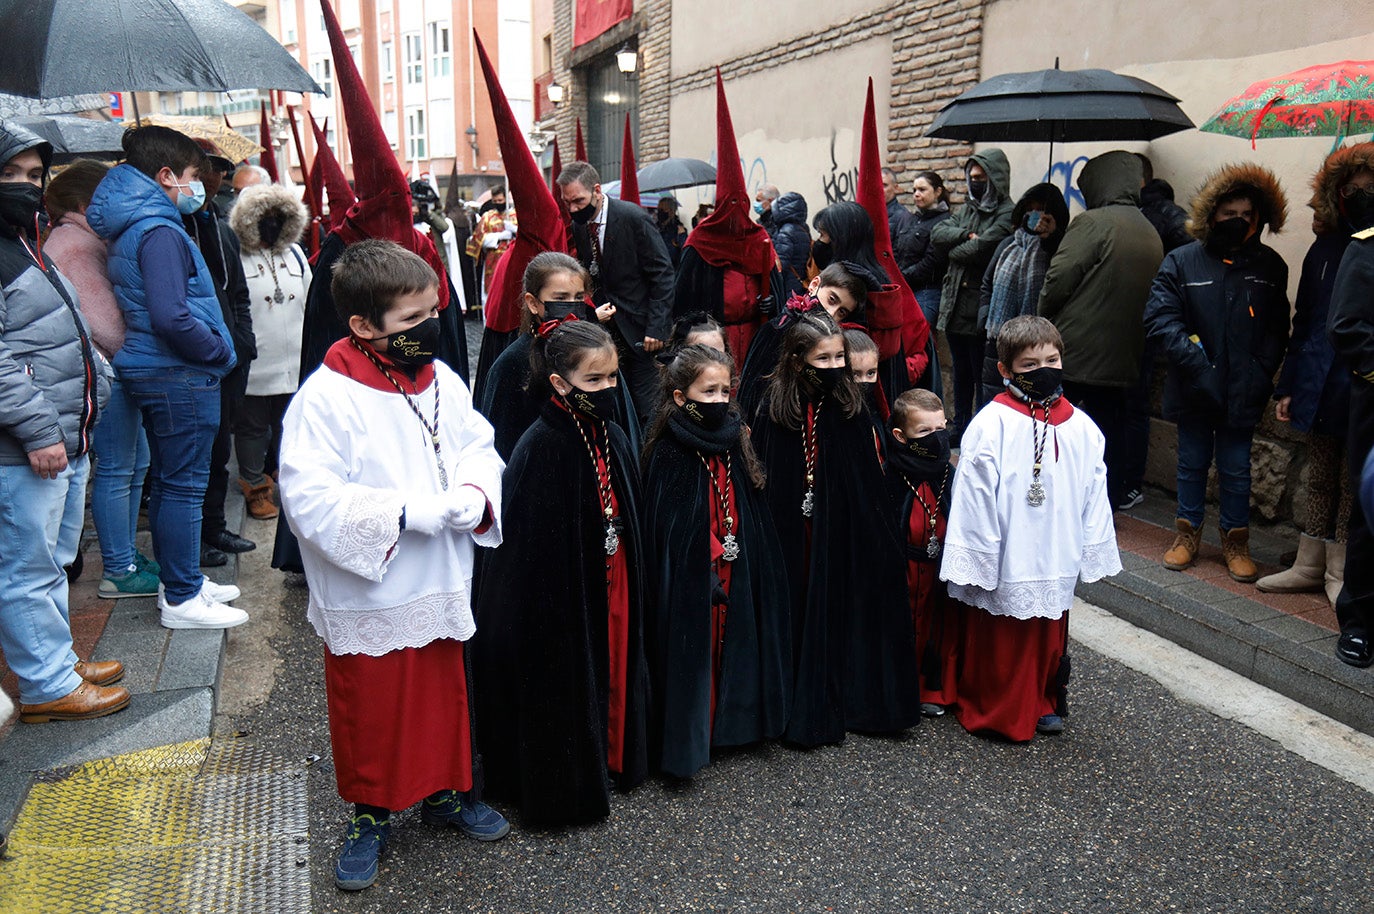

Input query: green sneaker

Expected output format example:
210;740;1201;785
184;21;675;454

98;565;160;599
134;551;161;577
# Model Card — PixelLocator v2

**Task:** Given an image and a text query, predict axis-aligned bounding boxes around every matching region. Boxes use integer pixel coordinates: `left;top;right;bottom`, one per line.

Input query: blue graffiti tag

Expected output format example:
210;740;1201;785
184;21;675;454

1044;156;1090;211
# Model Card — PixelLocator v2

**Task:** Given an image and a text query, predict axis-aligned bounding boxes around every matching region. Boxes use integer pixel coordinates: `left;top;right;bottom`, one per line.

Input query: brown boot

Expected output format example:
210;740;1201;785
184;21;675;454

74;659;124;686
1221;527;1259;583
1255;533;1325;593
1163;518;1201;570
19;681;131;723
238;477;280;520
1324;540;1345;606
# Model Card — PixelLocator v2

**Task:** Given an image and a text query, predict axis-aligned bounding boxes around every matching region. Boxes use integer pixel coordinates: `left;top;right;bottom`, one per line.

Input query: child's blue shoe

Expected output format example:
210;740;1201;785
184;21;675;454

1036;714;1065;735
422;790;511;841
335;813;389;891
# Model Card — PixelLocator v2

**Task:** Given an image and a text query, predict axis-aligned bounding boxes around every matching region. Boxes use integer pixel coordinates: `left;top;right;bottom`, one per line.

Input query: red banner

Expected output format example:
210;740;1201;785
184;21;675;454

574;0;633;48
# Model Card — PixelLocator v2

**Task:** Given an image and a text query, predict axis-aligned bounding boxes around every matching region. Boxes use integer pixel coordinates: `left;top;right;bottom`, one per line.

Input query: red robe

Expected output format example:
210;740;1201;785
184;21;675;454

904;481;960;707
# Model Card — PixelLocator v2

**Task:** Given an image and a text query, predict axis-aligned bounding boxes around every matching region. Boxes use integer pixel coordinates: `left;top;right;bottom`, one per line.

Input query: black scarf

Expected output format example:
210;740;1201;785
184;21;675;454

666;407;742;455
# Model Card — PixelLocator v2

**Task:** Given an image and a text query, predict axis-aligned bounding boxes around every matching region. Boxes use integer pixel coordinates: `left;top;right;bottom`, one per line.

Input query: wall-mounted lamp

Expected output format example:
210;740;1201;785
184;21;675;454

547;81;565;105
465;124;479;154
616;45;638;74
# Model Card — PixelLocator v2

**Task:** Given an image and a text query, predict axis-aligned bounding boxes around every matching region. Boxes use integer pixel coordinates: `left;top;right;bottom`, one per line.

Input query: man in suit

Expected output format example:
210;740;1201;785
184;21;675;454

557;161;675;424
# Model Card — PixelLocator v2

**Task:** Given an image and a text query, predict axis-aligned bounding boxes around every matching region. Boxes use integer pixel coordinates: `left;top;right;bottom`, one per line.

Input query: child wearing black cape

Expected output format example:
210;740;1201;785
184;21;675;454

472;318;650;826
753;310;922;747
641;344;792;779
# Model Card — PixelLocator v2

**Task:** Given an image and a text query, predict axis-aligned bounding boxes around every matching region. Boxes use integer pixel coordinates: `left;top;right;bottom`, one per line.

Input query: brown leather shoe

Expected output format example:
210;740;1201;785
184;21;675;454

238;478;280;520
1163;518;1201;570
74;659;124;686
1221;527;1259;583
19;681;131;723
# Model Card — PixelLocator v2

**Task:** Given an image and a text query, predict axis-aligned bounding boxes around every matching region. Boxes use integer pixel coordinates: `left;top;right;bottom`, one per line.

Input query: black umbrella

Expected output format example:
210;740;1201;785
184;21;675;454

636;157;717;192
13;115;126;163
926;64;1194;168
0;0;322;102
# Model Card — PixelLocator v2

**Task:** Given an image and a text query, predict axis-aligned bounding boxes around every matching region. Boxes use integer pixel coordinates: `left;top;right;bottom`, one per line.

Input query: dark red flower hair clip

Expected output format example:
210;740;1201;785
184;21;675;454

537;312;580;338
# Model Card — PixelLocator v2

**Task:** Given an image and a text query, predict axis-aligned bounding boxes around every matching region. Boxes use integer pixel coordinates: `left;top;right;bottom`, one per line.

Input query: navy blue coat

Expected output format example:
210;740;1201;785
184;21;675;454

1274;233;1352;436
770;193;811;295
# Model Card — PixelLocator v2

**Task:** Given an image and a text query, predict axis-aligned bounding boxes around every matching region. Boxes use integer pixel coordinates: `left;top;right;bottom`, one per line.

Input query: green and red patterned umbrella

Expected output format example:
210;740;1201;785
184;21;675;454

1201;60;1374;147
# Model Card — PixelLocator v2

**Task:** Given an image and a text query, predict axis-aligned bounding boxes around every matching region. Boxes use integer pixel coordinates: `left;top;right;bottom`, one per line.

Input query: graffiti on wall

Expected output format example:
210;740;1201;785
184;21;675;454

1044;156;1090;212
820;129;859;204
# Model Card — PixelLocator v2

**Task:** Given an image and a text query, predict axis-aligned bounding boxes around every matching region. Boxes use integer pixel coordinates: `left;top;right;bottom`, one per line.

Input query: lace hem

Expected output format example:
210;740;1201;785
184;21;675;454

947;575;1076;620
1080;538;1123;583
308;590;475;657
940;542;1000;591
329;488;405;582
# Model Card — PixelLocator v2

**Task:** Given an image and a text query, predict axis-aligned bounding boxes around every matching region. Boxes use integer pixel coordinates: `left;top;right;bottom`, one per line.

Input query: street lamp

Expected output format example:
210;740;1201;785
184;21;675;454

547;81;565;105
616;45;638;74
465;124;478;154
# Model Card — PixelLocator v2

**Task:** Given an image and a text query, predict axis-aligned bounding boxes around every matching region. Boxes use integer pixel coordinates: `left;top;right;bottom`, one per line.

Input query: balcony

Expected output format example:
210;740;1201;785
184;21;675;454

534;69;554;123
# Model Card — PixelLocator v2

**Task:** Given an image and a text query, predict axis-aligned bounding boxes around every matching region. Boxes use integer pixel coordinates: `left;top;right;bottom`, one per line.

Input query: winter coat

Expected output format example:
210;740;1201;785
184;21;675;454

893;203;951;292
185;207;256;370
0;121;107;465
86;163;235;377
770;192;811;294
931;149;1015;335
1274;232;1352;435
1039;151;1164;388
45;212;124;359
1139;179;1192;253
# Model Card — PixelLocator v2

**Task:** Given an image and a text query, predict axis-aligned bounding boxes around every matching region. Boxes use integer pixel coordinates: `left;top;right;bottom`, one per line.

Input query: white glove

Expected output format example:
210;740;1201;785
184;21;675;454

448;486;488;533
503;220;518;235
405;499;452;536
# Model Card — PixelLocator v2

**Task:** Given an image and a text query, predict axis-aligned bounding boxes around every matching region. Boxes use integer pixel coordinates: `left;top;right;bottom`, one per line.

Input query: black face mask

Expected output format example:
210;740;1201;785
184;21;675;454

1208;216;1252;252
968;178;989;200
908;428;951;463
565;384;619;423
257;213;284;249
570;198;598;225
0;182;43;234
857;380;878;409
811;240;833;270
682;398;730;430
381;316;441;368
802;364;846;395
1006;366;1063;403
890;428;951;481
542;299;593;323
1342;193;1374;232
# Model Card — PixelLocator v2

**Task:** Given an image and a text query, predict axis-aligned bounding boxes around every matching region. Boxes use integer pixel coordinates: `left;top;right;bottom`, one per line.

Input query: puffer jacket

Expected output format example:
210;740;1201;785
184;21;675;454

1038;151;1164;388
770;192;811;294
0;121;108;465
1139;179;1192;253
893;202;951;292
86;163;235;377
931;149;1015;335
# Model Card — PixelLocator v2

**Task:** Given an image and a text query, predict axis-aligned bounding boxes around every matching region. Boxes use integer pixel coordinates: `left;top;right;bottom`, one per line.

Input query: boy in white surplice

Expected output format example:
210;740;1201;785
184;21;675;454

278;240;509;893
940;315;1121;742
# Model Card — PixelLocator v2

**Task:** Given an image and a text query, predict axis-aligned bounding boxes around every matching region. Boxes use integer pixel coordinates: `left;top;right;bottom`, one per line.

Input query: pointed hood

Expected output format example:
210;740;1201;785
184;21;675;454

856;78;929;369
258;103;279;182
683;70;775;277
474;29;568;333
551;135;573;227
320;0;449;308
620;114;640;206
287;106;320;219
309;113;354;233
575;119;588;162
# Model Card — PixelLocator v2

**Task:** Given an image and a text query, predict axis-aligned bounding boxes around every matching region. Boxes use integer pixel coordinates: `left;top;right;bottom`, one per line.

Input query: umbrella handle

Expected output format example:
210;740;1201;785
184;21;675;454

1250;95;1283;150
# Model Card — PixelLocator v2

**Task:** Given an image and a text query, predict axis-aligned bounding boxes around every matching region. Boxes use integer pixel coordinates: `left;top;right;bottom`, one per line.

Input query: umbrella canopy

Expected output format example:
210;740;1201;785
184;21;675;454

137;114;262;164
600;180;669;209
926;66;1194;143
1200;60;1374;146
0;0;321;98
11;115;125;163
636;156;717;192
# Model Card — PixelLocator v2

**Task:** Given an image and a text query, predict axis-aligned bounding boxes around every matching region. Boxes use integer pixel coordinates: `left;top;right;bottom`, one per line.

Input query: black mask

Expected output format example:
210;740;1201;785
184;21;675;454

968;178;989;200
0;182;43;234
1342;192;1374;232
542;299;593;323
802;364;846;395
1006;366;1063;403
889;429;951;481
382;317;441;368
811;240;833;270
857;380;878;411
565;384;619;423
908;428;951;463
1207;216;1252;252
570;198;598;225
257;213;284;249
682;398;730;430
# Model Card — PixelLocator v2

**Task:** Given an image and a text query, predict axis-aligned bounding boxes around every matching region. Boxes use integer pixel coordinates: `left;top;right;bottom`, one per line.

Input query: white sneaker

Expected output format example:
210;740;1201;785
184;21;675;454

157;590;249;630
158;576;241;605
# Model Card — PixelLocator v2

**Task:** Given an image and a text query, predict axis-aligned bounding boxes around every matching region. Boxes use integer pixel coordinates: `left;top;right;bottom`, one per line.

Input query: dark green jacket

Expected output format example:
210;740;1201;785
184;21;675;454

1038;151;1163;388
932;149;1014;335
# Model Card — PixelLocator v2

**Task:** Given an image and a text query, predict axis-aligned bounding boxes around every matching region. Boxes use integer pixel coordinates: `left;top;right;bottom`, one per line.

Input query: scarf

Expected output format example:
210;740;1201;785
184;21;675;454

984;228;1048;335
666;407;743;456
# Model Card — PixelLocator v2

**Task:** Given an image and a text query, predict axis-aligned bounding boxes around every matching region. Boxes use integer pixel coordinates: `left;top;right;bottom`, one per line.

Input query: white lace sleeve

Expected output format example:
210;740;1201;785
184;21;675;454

941;542;1001;591
1079;538;1122;583
940;423;1003;590
1079;442;1121;583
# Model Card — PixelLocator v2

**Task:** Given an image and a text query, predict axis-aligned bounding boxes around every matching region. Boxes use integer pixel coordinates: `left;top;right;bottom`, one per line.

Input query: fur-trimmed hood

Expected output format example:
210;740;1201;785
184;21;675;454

1187;162;1288;240
229;183;308;254
1309;141;1374;231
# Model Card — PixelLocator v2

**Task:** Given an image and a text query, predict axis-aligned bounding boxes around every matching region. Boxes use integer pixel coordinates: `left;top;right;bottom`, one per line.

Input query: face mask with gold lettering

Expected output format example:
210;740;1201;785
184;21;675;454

381;317;440;368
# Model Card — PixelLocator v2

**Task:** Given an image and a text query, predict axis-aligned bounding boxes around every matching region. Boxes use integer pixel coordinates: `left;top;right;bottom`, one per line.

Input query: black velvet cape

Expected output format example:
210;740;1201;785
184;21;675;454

672;246;784;323
473;326;520;396
886;458;958;692
753;392;921;747
642;426;792;778
472;400;650;826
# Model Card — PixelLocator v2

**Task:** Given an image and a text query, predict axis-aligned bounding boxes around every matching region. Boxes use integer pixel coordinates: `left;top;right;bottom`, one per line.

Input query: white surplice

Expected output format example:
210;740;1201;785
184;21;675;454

279;360;504;656
939;397;1121;620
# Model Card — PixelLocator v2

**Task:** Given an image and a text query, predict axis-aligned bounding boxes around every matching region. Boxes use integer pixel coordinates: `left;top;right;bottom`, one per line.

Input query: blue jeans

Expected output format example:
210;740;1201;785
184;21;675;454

1176;418;1254;531
90;374;150;575
0;457;88;703
122;367;221;603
